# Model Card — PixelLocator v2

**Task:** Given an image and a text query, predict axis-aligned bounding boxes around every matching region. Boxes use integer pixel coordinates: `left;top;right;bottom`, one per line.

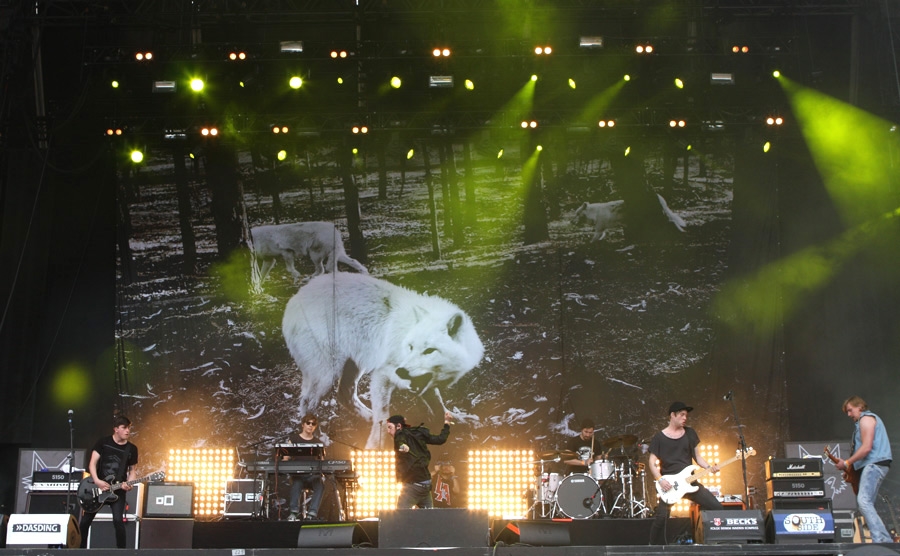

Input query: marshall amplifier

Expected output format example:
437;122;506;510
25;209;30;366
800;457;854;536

695;510;765;544
766;478;825;499
765;458;823;479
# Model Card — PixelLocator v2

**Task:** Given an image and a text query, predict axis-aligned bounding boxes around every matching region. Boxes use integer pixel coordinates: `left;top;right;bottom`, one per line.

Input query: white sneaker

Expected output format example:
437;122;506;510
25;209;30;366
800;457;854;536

287;512;299;521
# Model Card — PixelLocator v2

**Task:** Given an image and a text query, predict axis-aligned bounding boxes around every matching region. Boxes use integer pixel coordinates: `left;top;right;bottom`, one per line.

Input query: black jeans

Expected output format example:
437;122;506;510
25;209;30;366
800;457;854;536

79;494;128;548
649;484;722;545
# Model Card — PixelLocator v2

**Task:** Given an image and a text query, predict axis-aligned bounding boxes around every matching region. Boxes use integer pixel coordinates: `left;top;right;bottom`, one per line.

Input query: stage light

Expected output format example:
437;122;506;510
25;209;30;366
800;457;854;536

428;75;453;88
289;76;303;89
201;127;219;137
624;74;631;81
135;51;153;61
534;45;552;55
228;51;247;61
130;150;144;163
105;128;123;136
636;44;654;54
536;145;543;151
190;78;204;92
763;141;771;152
530;74;538;82
168;448;236;519
598;119;615;128
579;36;604;48
464;79;474;90
277;150;287;161
163;129;187;140
568;78;576;89
110;80;119;89
669;119;686;128
390;76;402;89
432;47;451;57
330;50;348;58
350;450;401;519
337;77;344;84
469;450;532;518
520;120;538;129
772;70;781;78
497;149;504;159
624;146;631;156
152;80;176;93
351;125;369;134
766;116;784;126
280;40;303;53
674;78;684;89
710;73;734;85
731;45;750;54
272;125;289;134
407;149;414;159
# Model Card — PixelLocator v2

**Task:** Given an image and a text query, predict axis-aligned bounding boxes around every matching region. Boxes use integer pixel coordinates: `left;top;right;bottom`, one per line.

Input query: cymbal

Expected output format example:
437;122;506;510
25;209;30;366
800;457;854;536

602;434;638;449
538;450;578;461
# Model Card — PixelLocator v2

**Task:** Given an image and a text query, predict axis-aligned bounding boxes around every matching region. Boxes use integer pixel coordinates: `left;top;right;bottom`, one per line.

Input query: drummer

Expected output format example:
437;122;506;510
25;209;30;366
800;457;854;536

563;419;598;473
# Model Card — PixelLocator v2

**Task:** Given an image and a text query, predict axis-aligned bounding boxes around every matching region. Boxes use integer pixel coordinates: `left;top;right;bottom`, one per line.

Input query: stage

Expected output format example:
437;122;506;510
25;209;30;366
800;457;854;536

4;514;900;555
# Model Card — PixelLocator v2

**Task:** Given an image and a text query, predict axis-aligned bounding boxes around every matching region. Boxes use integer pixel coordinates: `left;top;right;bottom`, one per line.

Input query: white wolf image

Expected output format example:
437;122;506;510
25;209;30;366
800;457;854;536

573;194;686;241
282;272;484;448
250;222;367;284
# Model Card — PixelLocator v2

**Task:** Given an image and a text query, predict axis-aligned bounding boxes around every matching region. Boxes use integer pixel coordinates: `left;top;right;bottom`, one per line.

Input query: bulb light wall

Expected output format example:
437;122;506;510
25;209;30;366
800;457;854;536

167;448;235;519
468;449;532;518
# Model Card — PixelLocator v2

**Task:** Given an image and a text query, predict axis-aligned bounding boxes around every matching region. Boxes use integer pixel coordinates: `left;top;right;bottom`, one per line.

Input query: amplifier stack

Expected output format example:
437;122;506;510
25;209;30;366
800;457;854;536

764;457;834;543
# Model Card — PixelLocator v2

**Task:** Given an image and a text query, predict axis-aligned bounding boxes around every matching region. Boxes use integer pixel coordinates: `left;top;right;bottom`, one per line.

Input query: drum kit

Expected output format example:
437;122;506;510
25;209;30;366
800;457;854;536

529;434;652;520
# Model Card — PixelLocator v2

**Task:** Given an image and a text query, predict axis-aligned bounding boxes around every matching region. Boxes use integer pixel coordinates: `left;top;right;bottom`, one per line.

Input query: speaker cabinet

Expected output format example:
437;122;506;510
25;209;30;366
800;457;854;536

25;492;78;517
86;518;139;549
494;520;570;546
140;517;194;548
144;483;194;518
297;522;369;548
379;509;489;548
94;483;143;519
695;510;765;544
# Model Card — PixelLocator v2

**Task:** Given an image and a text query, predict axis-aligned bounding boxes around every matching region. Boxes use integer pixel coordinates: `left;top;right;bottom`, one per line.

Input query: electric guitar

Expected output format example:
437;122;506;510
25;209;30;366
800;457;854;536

77;471;165;513
823;445;859;495
656;447;756;505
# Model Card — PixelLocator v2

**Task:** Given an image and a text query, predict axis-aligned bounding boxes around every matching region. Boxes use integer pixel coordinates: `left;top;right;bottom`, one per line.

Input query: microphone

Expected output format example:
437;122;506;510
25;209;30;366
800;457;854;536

723;391;733;401
583;498;593;508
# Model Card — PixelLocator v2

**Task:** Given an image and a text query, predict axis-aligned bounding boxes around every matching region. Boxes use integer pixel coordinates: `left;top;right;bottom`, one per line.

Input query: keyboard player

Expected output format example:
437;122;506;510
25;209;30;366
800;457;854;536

281;414;325;521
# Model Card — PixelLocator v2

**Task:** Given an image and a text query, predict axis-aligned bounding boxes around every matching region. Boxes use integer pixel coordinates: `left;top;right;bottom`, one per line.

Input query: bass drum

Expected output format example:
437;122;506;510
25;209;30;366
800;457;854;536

555;474;602;519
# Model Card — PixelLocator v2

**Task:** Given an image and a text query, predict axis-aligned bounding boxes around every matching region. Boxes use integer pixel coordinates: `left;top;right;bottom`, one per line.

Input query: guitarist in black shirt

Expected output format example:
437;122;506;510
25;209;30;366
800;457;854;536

78;415;138;548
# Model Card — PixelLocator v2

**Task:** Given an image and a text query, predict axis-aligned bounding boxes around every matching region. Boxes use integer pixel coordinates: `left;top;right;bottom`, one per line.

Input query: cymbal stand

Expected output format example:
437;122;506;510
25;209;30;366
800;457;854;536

610;461;650;518
526;458;555;519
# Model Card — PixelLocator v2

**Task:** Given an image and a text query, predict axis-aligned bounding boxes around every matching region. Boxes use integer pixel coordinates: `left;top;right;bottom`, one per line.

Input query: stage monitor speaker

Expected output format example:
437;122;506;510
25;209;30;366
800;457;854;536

224;479;263;517
297;522;369;548
696;510;765;544
379;509;489;548
767;508;835;544
140;517;194;548
86;517;139;548
494;520;570;546
144;483;194;517
6;514;80;548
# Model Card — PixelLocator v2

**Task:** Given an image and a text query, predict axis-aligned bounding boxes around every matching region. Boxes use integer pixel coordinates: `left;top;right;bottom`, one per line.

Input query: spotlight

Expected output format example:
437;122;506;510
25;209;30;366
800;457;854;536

520;120;538;129
272;125;289;134
432;47;451;57
765;116;784;126
331;50;348;58
710;73;734;85
669;119;686;128
674;78;684;89
130;150;144;163
568;78;576;89
289;76;303;89
110;80;119;89
190;78;205;92
534;45;552;55
104;128;124;136
152;80;176;93
351;125;369;134
428;75;453;88
731;45;750;53
228;51;247;61
201;126;219;137
464;79;475;90
598;120;615;128
636;44;654;54
280;41;303;53
390;76;402;89
579;36;604;48
772;70;781;78
135;51;153;61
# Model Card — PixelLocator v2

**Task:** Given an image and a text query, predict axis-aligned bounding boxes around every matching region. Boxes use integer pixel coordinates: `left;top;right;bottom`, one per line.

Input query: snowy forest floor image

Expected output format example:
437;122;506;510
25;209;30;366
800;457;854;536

115;135;757;498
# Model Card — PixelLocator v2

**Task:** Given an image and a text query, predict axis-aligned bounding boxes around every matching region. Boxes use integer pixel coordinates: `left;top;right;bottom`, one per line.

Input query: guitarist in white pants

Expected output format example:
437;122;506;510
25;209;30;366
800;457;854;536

78;415;138;548
648;402;722;545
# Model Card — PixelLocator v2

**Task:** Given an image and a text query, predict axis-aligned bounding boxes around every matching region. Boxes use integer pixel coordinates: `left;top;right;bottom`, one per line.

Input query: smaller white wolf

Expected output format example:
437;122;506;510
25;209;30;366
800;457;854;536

250;222;367;284
573;195;686;241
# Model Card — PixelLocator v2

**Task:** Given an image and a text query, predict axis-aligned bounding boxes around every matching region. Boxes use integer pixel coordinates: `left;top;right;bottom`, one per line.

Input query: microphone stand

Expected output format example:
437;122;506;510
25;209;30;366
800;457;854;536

66;411;76;519
727;394;751;508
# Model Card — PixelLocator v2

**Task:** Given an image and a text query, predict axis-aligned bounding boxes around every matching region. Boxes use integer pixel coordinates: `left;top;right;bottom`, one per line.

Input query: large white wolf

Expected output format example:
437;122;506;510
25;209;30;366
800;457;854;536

282;272;484;448
250;222;368;284
573;195;686;241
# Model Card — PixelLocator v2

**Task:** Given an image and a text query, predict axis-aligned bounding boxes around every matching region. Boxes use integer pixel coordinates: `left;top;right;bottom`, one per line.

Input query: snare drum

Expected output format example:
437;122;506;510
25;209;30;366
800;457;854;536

590;460;616;481
535;472;561;503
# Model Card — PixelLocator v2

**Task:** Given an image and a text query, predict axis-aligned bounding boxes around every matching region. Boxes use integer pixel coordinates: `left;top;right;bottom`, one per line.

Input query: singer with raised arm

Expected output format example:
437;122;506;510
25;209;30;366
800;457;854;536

78;414;138;549
835;396;893;543
283;414;325;521
648;402;722;545
386;412;452;509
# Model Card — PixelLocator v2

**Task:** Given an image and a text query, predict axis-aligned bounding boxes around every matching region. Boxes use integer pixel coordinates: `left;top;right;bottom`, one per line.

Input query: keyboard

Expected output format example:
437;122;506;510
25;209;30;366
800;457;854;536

244;459;352;474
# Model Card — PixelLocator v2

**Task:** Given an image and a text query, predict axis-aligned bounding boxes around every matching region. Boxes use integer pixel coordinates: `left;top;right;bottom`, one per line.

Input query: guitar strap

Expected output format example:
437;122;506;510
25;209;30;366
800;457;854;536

121;442;133;483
